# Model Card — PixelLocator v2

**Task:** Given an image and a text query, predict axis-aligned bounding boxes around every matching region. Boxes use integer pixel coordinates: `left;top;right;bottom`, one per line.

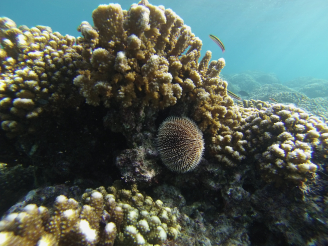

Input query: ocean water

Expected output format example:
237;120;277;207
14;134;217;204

1;0;328;82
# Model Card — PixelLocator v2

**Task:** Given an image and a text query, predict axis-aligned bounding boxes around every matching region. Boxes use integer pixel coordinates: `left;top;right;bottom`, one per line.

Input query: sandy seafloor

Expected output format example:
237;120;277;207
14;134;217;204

0;0;328;245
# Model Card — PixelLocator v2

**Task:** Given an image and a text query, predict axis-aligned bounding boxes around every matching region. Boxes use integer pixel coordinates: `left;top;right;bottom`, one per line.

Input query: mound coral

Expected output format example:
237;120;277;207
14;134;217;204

238;103;328;183
0;184;181;245
0;17;84;137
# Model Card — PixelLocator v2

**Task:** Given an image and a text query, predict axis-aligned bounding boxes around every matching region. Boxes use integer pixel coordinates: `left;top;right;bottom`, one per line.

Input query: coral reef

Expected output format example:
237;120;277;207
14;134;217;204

73;1;198;110
72;0;238;161
297;79;328;98
1;1;328;245
0;0;327;187
0;0;327;185
249;84;296;102
0;17;84;137
286;76;328;98
212;96;328;184
28;0;241;181
302;97;328;121
0;183;181;245
223;71;281;94
237;99;270;110
240;103;323;183
1;0;243;176
157;117;204;173
70;0;247;177
248;83;328;120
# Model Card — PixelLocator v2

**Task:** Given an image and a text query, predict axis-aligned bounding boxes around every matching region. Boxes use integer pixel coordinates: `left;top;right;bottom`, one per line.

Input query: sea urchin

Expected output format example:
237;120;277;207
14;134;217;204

157;117;204;173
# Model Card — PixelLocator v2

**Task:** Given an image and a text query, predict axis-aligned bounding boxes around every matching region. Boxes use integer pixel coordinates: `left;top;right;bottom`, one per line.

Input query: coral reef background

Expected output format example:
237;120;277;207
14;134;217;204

224;71;328;120
0;1;327;245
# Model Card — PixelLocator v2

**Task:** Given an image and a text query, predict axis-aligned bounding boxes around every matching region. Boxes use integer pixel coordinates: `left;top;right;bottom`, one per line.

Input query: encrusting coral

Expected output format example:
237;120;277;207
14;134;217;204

0;183;181;245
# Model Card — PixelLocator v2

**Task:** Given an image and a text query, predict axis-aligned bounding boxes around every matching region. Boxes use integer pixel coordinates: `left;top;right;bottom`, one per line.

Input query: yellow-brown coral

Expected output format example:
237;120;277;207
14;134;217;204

239;103;326;183
71;1;243;169
1;0;327;186
0;17;84;137
73;0;203;111
0;184;181;245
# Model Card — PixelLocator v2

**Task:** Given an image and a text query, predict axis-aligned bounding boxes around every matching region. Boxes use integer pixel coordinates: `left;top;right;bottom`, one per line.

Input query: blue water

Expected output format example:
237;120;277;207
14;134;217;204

1;0;328;82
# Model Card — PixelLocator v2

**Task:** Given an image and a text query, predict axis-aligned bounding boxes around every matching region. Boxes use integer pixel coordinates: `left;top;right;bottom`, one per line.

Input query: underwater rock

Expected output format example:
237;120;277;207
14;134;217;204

115;145;161;183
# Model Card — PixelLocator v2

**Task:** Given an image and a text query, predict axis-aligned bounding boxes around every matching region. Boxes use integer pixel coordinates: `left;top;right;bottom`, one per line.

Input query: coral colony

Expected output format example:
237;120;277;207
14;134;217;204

0;0;327;245
0;184;181;245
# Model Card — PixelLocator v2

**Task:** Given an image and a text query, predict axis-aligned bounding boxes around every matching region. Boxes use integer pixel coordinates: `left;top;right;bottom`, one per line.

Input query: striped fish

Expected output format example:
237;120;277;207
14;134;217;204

269;98;278;103
228;90;241;101
209;34;225;52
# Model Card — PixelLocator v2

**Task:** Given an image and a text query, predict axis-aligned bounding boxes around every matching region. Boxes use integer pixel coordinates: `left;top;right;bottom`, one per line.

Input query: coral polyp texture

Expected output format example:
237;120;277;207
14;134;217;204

1;0;328;245
73;0;198;109
0;0;327;188
0;184;181;245
0;17;84;137
238;103;328;183
72;0;239;153
157;117;204;173
0;0;245;179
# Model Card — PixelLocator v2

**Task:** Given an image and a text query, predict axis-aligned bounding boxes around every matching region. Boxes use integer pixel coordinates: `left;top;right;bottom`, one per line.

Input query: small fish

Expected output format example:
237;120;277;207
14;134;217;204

300;95;308;101
238;90;249;97
228;90;241;101
269;98;278;103
209;34;225;52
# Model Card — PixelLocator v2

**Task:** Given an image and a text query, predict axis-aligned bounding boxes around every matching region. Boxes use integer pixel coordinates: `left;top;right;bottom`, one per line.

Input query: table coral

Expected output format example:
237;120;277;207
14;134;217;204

0;184;181;245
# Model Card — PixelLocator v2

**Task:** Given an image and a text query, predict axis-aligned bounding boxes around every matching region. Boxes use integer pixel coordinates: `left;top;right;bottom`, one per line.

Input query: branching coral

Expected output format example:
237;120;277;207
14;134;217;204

0;0;327;187
73;1;196;110
71;0;246;170
0;1;240;155
72;0;237;126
